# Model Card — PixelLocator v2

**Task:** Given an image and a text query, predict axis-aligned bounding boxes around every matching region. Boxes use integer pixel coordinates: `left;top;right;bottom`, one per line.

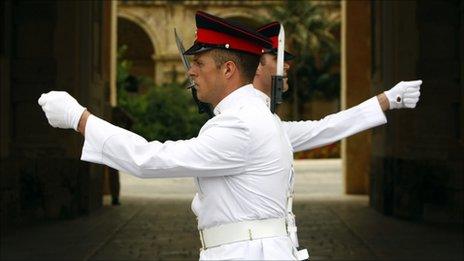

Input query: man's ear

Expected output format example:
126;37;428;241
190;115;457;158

223;61;236;79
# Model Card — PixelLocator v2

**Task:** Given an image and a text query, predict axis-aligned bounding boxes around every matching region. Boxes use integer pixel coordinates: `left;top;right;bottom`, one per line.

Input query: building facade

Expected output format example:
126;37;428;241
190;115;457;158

1;0;461;227
117;0;278;85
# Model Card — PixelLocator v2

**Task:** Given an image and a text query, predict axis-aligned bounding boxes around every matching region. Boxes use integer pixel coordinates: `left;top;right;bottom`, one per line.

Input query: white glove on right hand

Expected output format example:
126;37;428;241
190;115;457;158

38;91;86;131
384;80;422;109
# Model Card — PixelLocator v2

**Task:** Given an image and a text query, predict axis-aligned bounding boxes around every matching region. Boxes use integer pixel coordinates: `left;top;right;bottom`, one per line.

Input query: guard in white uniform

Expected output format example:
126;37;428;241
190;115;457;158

252;21;422;259
38;11;306;260
254;21;422;151
254;21;422;152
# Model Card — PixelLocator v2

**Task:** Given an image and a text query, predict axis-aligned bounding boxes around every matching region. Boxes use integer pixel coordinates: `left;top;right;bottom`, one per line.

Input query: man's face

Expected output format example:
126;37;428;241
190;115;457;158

254;53;290;94
188;51;225;105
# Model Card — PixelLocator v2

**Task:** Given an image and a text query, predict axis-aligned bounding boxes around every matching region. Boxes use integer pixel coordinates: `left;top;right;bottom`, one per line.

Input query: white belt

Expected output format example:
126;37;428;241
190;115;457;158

199;218;287;250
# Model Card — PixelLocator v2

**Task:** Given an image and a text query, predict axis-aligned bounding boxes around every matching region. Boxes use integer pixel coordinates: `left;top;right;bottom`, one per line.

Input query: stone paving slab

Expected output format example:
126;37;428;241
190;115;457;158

1;200;142;260
2;196;462;260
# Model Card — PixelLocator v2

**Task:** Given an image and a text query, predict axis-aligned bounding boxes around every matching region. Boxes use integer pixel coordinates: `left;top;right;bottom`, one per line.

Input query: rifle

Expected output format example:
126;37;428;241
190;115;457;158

174;28;214;118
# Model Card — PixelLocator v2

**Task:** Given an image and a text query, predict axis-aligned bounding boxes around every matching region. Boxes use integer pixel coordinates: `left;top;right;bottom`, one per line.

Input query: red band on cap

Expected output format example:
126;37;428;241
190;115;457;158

197;28;263;55
269;36;278;49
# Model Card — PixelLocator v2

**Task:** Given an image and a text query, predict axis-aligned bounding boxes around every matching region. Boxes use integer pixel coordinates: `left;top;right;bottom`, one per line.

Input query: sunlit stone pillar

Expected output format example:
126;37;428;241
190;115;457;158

341;0;372;194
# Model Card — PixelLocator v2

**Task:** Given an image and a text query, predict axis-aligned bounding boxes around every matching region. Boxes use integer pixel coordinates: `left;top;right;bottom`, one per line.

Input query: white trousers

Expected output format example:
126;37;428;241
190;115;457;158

199;236;297;260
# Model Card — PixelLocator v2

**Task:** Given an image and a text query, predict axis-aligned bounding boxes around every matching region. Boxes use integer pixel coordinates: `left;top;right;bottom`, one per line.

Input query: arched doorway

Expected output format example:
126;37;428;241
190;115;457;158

117;17;155;93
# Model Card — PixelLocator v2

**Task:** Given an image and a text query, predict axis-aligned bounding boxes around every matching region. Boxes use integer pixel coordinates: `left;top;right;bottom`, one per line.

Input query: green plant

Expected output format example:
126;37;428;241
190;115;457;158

128;83;208;141
116;45;208;142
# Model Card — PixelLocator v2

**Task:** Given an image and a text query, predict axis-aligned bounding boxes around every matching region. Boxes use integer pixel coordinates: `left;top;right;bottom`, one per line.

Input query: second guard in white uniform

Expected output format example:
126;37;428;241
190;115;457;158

252;21;422;259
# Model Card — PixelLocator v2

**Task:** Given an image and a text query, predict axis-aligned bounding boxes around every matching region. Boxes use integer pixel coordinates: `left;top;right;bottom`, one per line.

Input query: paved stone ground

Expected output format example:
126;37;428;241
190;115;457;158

2;160;463;260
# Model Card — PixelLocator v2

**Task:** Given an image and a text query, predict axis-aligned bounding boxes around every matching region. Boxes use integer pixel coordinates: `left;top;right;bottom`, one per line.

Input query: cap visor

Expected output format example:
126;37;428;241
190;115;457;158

183;43;213;55
265;49;295;61
284;51;295;61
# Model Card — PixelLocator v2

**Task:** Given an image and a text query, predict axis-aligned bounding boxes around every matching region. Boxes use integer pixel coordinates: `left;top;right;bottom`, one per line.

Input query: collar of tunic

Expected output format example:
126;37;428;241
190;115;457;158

253;89;271;109
213;84;257;115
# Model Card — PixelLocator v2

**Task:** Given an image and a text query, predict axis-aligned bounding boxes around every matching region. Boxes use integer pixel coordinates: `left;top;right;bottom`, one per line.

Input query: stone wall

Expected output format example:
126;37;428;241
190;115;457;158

0;158;102;226
370;0;463;223
0;0;113;228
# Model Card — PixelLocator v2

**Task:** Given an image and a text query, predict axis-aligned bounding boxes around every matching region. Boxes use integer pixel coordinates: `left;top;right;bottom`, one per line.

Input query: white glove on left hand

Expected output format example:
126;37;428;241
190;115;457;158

384;80;422;109
38;91;86;131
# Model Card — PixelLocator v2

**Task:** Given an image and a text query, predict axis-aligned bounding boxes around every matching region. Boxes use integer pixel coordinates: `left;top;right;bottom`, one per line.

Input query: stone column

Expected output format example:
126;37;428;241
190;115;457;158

341;1;372;194
109;0;118;107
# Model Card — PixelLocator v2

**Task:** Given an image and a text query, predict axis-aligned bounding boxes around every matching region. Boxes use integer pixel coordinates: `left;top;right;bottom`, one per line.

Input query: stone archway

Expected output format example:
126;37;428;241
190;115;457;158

117;9;160;91
117;17;155;92
117;9;160;53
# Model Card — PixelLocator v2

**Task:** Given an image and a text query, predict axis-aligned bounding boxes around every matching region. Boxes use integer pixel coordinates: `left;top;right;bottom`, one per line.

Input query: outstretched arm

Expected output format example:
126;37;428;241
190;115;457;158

283;80;421;152
38;91;249;179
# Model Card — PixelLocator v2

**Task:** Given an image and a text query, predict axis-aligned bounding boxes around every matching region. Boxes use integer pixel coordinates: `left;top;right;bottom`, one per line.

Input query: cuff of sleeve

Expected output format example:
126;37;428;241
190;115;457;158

80;115;122;164
360;97;388;126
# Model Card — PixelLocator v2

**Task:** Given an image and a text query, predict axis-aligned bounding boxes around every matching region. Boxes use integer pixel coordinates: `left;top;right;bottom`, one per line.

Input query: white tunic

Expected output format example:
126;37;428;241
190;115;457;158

80;84;387;260
81;84;297;260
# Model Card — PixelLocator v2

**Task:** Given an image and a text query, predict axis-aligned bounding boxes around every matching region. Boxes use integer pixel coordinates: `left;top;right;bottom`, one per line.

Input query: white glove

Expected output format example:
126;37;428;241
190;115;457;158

38;91;86;131
384;80;422;109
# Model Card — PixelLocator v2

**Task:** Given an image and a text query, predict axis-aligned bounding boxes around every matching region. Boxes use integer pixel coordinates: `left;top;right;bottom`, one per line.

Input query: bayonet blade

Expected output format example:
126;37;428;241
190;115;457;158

271;24;285;113
174;28;195;89
276;24;285;76
173;28;214;118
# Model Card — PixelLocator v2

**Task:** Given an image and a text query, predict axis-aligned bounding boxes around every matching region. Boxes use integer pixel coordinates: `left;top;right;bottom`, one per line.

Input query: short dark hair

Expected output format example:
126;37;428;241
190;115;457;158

209;49;260;84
